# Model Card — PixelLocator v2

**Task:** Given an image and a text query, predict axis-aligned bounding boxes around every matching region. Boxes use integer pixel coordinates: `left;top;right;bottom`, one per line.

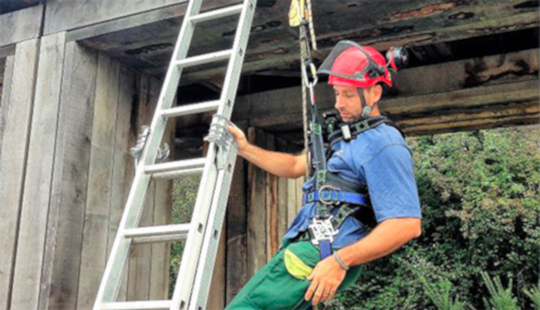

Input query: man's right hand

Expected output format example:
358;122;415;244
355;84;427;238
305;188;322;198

228;124;249;154
227;123;307;179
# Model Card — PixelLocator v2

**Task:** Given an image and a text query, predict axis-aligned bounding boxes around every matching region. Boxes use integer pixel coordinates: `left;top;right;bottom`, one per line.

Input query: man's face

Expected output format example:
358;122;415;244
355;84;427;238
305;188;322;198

333;85;364;123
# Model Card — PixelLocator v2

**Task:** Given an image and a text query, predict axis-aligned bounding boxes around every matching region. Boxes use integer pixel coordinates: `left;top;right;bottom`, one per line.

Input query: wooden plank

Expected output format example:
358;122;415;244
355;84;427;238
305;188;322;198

0;39;34;310
249;78;539;129
393;48;540;97
9;33;66;310
295;177;304;215
277;176;288;244
265;132;278;259
76;52;120;310
65;0;240;43
148;183;173;300
72;0;539;80
225;120;248;303
286;179;297;228
276;138;289;243
45;0;187;35
0;44;16;59
42;42;99;310
127;74;156;302
246;127;267;277
233;49;540;122
0;54;13;162
0;5;43;47
108;65;138;302
384;80;539;116
182;10;540;83
0;0;40;15
400;101;540;136
148;75;173;301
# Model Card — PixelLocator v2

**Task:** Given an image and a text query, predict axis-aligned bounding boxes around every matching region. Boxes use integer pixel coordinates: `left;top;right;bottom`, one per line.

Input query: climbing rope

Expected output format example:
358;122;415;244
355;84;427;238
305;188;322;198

289;0;317;178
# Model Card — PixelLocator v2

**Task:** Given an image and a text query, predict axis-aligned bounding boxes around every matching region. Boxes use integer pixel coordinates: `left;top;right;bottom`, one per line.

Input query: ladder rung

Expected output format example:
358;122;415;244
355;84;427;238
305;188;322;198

151;168;204;180
101;300;171;310
146;158;206;175
190;4;244;24
124;224;191;244
162;100;220;118
175;50;232;68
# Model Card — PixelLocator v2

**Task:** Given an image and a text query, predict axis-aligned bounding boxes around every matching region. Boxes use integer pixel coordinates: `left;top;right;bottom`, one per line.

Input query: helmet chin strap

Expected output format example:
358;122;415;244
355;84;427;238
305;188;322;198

358;88;373;119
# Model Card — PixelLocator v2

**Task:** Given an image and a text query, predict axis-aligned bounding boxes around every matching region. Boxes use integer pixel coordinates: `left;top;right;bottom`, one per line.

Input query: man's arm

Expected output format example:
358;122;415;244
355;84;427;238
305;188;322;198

337;217;421;267
305;217;421;306
228;125;307;178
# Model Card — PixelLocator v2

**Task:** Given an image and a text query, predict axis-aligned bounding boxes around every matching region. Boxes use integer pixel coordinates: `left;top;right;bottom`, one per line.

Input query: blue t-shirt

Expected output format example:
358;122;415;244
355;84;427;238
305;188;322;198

283;123;422;249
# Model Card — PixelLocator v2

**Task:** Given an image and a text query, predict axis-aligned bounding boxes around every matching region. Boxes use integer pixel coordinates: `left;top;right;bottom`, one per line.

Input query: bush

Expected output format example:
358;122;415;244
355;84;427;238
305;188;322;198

335;126;540;309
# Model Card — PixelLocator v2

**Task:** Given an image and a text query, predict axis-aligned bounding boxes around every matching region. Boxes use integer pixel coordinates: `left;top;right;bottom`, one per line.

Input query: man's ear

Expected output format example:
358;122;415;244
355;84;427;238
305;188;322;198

371;84;383;103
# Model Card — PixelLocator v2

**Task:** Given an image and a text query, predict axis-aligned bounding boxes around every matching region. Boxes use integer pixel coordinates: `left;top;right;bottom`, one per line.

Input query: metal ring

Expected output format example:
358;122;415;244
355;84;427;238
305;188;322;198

317;185;336;205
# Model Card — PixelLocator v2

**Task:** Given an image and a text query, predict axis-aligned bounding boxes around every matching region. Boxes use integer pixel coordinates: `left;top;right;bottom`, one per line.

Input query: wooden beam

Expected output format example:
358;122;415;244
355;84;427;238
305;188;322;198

76;52;120;310
246;127;267;277
45;0;188;35
225;120;248;303
10;33;66;310
265;133;278;258
398;101;540;136
181;3;540;82
43;42;99;310
0;40;38;310
226;48;540;132
0;0;40;14
248;80;539;133
173;49;539;136
69;0;539;80
0;44;15;58
0;5;43;47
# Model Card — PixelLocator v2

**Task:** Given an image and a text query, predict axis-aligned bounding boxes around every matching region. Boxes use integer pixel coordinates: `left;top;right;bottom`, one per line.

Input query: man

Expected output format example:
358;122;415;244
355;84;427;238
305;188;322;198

226;41;422;309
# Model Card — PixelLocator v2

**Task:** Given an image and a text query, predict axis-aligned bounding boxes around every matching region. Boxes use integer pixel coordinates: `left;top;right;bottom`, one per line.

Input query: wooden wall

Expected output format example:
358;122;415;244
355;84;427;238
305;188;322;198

221;127;305;305
0;34;305;310
0;36;173;310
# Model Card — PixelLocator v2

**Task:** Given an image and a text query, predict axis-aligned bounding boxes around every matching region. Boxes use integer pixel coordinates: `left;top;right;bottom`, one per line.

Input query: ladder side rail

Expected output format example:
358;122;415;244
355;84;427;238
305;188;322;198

93;0;206;307
171;0;256;310
170;145;220;310
217;0;257;120
190;146;238;310
188;0;258;307
173;0;258;308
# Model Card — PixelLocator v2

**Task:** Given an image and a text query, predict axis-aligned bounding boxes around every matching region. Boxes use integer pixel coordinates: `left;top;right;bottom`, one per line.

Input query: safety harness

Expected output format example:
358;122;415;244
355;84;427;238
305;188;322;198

288;0;405;259
302;111;403;259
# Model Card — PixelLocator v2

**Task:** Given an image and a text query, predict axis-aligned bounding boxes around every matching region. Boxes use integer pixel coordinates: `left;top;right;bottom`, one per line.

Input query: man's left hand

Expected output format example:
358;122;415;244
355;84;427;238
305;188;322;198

304;255;347;306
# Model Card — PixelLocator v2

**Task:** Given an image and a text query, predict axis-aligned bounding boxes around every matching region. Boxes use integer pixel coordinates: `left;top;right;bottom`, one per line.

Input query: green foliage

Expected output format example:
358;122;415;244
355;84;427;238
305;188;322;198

169;175;200;297
335;126;540;309
523;284;540;310
481;271;519;310
418;275;469;310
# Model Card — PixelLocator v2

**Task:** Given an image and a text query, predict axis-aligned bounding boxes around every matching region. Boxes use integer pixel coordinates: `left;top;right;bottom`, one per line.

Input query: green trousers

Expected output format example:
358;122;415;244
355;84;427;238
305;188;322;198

225;241;362;310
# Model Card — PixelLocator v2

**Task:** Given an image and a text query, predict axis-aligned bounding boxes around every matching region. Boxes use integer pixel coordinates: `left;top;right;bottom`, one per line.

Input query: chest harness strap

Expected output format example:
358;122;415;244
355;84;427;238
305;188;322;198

304;111;406;259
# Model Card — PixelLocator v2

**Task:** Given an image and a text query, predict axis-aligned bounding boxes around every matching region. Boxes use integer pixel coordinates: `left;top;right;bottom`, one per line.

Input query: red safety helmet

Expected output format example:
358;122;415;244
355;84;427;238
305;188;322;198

318;41;408;89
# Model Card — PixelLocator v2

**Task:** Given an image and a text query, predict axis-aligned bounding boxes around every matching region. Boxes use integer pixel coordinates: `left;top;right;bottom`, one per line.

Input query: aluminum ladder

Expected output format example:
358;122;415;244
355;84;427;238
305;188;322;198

92;0;257;309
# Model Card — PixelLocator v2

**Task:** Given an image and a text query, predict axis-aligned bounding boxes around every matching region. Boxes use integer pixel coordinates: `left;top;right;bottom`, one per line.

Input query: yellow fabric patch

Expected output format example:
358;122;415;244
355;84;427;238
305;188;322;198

284;249;313;280
288;0;306;27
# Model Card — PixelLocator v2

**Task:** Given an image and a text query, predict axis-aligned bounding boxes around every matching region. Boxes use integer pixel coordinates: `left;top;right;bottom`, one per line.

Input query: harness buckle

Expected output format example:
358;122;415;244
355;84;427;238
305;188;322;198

318;185;339;205
308;216;339;245
341;124;352;141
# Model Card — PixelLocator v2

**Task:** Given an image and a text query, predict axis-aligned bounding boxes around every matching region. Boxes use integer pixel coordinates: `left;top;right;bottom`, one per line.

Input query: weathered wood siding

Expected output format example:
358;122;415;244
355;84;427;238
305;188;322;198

0;38;173;309
0;5;43;47
44;0;186;35
0;38;39;310
244;128;305;276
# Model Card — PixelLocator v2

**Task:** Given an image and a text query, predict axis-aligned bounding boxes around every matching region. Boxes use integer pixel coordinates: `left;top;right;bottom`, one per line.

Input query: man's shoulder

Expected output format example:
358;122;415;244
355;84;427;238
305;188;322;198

352;123;408;151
